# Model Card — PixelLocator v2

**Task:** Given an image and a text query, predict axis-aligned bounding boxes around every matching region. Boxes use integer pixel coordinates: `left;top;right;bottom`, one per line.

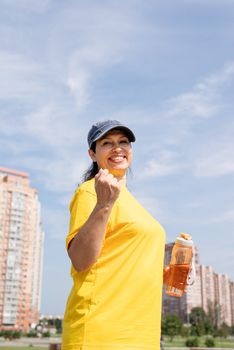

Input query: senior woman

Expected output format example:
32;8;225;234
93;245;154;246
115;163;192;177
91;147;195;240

62;120;166;350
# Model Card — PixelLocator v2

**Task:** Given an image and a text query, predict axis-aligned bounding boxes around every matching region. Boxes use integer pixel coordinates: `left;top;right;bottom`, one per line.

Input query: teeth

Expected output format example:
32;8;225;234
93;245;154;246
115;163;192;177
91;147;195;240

110;156;124;161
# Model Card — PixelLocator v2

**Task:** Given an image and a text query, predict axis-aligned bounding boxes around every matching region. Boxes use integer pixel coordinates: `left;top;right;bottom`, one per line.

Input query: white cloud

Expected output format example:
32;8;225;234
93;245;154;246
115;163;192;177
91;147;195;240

39;159;88;193
51;4;163;113
67;71;90;111
206;210;234;224
167;92;217;118
11;155;89;194
137;150;182;179
164;61;234;120
0;52;44;100
132;61;234;181
64;16;133;112
66;45;121;112
194;141;234;177
197;61;234;90
222;210;234;222
132;189;165;223
2;0;51;12
22;104;83;149
107;61;234;172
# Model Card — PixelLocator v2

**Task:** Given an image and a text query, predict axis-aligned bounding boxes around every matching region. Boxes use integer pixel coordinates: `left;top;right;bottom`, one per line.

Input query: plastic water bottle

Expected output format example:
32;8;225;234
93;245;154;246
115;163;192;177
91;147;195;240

166;233;195;297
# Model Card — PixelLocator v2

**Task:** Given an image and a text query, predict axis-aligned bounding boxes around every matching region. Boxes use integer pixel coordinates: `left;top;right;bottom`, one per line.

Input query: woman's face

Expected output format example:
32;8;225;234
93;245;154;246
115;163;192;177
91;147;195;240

88;130;133;178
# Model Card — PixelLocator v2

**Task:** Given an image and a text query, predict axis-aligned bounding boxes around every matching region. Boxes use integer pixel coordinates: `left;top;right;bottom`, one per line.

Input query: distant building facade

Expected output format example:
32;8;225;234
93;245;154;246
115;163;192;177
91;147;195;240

162;243;234;326
230;281;234;326
0;166;44;331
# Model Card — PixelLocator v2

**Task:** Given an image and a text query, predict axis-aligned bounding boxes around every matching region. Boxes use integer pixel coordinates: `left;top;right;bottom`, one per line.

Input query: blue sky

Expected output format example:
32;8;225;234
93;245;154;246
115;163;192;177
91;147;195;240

1;0;234;315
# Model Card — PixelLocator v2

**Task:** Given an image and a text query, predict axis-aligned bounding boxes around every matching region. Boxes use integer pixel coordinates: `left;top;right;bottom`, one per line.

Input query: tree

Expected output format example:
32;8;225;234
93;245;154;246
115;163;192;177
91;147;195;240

217;323;230;338
161;314;182;342
189;307;213;336
55;318;62;333
180;324;190;338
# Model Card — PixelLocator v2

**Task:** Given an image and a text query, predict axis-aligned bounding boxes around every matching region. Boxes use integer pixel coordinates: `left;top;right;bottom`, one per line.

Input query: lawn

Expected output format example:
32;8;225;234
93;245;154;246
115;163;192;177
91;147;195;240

164;335;234;348
0;348;46;350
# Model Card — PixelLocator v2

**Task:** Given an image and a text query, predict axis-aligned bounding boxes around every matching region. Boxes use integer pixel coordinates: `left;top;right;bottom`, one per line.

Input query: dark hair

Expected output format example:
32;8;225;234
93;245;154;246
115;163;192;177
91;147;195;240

82;162;99;182
82;142;99;182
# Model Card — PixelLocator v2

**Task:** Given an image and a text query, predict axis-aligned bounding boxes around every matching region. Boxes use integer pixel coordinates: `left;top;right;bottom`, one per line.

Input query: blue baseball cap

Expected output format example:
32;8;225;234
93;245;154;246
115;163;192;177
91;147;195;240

87;120;136;149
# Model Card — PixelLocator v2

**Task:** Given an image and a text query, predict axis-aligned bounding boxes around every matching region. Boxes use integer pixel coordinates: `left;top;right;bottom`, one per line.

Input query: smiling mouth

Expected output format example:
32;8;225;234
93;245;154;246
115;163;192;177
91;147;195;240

109;156;126;163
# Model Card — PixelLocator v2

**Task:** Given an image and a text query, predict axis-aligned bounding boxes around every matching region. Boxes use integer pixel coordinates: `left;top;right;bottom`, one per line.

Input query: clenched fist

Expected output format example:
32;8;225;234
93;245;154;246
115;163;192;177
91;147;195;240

95;168;122;208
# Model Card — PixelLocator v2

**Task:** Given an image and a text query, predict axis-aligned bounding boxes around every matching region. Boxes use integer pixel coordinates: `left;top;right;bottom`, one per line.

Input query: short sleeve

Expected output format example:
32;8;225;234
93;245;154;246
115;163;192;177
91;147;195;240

66;188;97;250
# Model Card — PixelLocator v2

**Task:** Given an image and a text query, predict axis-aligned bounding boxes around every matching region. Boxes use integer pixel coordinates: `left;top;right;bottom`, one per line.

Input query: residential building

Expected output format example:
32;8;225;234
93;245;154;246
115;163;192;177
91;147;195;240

214;273;232;326
0;166;44;331
200;265;215;313
230;281;234;326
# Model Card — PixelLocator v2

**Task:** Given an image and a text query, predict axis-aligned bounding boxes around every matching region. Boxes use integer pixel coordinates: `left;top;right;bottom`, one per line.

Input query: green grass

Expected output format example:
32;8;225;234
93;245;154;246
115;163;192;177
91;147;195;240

164;336;185;347
164;335;234;348
0;348;46;350
213;338;234;348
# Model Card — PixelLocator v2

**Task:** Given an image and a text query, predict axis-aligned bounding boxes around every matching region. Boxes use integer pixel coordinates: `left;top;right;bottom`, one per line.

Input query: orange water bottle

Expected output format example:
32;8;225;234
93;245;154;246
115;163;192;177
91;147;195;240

166;233;195;297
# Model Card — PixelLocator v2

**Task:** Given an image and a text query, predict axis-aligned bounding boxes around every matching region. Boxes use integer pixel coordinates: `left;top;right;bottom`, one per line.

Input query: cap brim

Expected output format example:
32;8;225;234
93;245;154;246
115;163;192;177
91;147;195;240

92;125;136;144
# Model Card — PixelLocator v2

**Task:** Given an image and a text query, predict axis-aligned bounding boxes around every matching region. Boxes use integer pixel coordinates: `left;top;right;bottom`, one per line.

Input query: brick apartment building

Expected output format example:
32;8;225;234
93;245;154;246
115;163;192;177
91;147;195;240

0;166;44;331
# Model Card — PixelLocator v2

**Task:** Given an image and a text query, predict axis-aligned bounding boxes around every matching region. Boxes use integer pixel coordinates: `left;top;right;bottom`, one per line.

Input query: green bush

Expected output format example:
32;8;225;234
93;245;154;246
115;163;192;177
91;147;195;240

205;337;215;347
12;331;21;339
27;330;38;337
161;314;182;341
180;325;190;337
185;337;199;347
1;330;22;339
42;331;51;337
3;330;13;340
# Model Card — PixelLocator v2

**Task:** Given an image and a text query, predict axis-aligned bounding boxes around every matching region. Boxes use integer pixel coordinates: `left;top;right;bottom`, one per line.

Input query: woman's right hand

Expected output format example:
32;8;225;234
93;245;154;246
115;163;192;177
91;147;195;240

95;168;122;208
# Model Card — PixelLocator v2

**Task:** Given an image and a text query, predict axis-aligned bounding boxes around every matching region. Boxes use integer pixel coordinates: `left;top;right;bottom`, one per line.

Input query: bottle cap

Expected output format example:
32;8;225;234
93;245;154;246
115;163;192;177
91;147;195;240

176;234;193;246
180;232;192;240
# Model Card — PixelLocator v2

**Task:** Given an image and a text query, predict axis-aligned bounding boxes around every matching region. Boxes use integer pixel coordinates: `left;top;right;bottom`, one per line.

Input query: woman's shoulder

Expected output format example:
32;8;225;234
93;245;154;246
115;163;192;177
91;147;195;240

73;178;96;200
69;179;96;212
77;178;95;193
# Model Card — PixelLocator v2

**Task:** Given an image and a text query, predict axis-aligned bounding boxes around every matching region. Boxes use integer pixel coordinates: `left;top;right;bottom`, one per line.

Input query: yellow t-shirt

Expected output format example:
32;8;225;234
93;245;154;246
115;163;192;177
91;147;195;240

62;179;166;350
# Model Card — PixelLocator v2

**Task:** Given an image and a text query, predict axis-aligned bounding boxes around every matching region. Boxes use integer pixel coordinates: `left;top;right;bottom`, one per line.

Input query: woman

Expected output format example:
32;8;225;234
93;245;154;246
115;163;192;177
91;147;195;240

62;120;166;349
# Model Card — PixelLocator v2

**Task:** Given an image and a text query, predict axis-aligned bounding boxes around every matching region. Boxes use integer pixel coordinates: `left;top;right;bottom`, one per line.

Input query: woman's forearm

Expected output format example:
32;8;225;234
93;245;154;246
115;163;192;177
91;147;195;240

68;202;113;272
68;168;122;272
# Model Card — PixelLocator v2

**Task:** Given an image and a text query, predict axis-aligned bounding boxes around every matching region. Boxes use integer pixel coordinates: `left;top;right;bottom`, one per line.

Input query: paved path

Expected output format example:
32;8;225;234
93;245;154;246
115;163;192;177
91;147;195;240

0;339;233;350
